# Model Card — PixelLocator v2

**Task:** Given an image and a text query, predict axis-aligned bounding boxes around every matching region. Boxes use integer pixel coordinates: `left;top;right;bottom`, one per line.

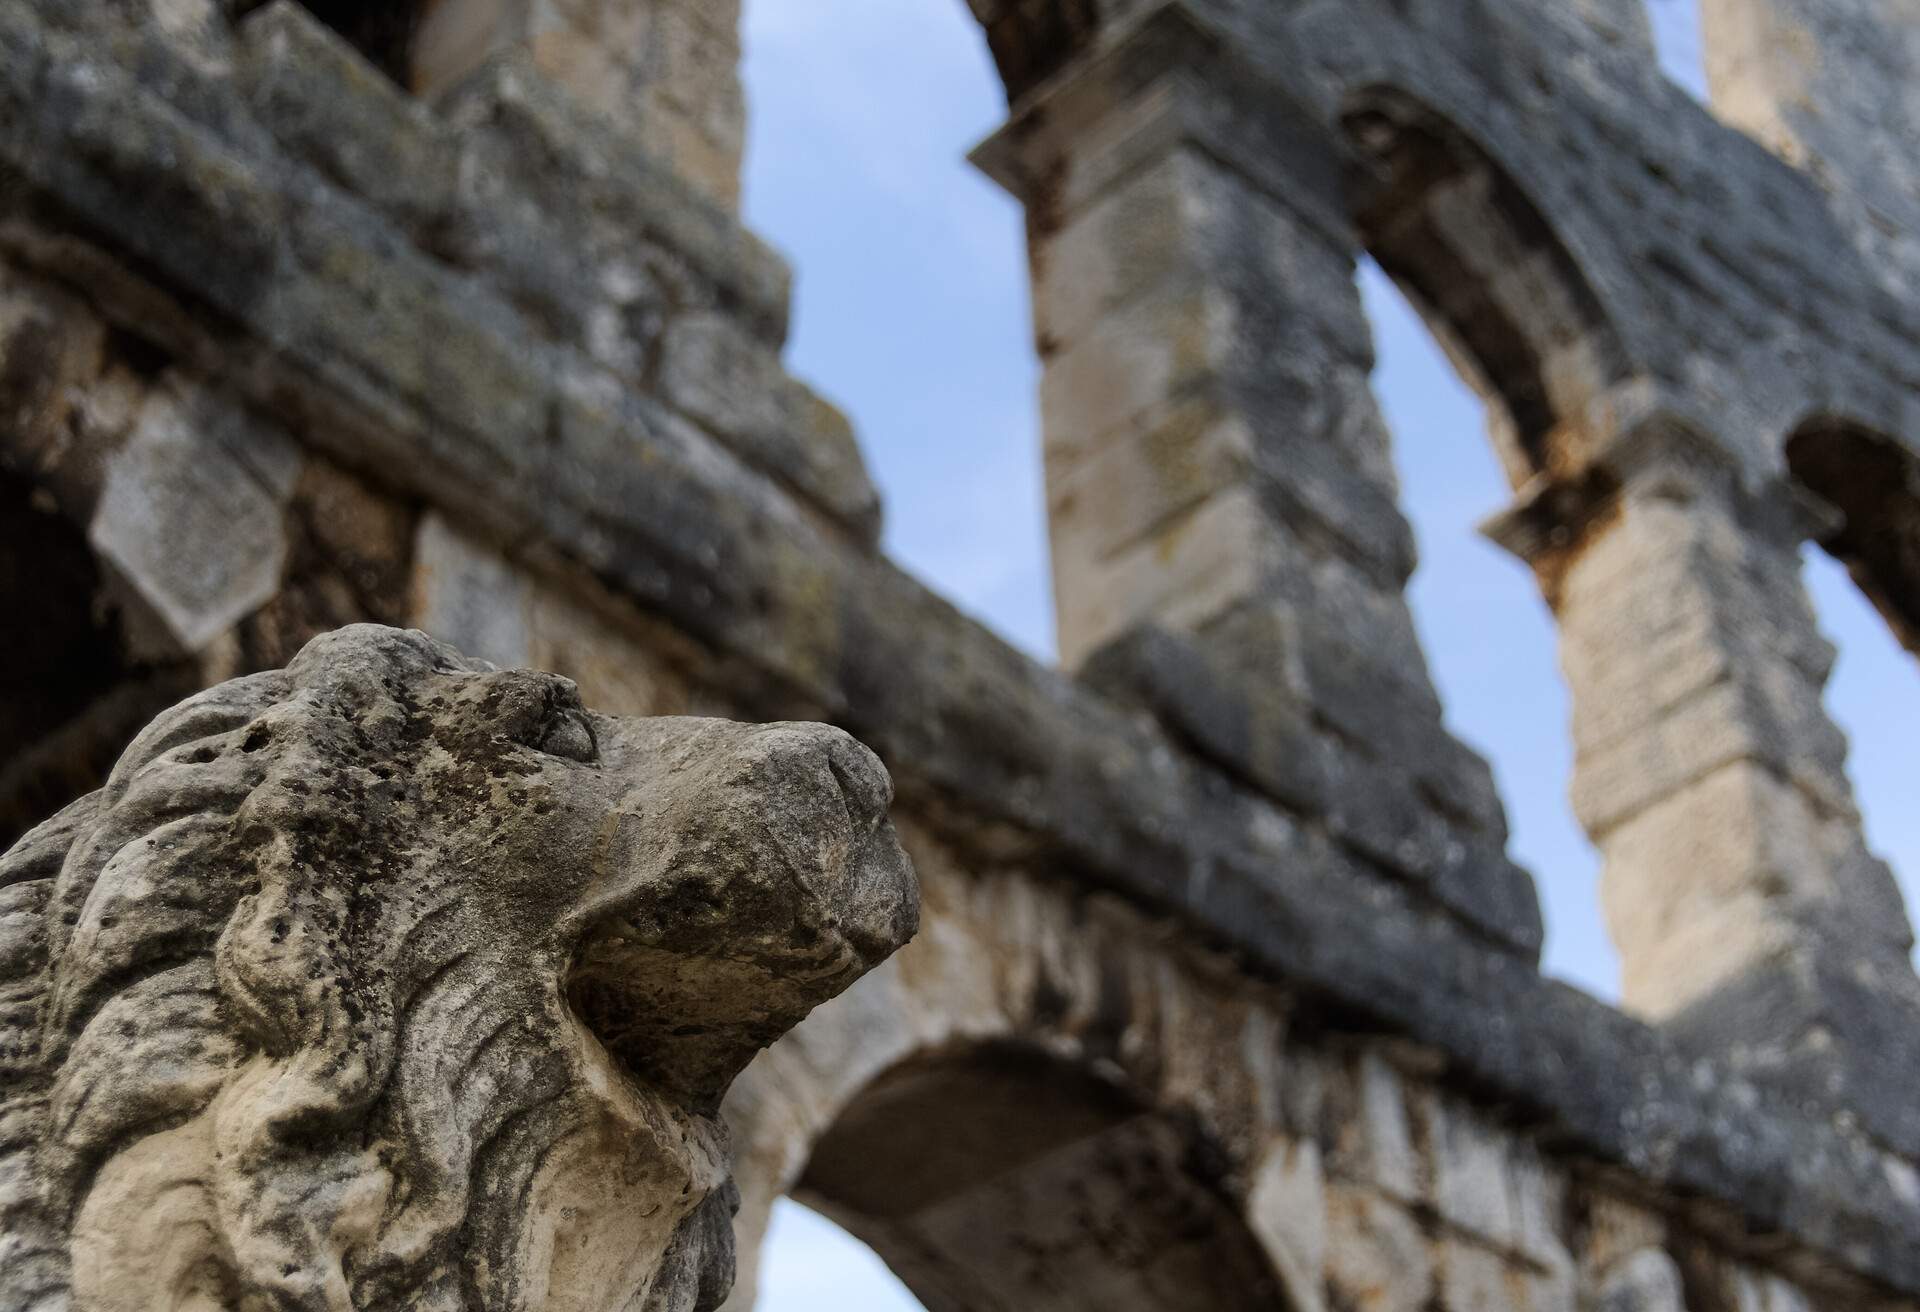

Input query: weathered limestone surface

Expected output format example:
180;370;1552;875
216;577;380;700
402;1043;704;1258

0;625;918;1310
411;0;746;209
1;0;1919;1309
720;820;1914;1312
974;11;1541;955
977;0;1920;1163
1703;0;1920;275
1489;421;1920;1149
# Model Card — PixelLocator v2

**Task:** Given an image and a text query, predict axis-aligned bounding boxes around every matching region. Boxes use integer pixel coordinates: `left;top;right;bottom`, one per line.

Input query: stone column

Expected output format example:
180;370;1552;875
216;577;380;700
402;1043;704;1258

1488;409;1920;1142
412;0;746;209
974;4;1542;956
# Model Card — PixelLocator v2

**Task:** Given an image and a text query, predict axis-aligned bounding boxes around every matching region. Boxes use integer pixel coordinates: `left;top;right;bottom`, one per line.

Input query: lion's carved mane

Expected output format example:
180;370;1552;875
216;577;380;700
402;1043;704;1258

0;625;917;1312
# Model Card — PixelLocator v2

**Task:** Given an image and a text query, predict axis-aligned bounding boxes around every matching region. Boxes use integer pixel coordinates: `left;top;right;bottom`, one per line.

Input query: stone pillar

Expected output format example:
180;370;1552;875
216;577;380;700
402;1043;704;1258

974;5;1542;956
976;7;1408;677
1488;410;1920;1143
412;0;745;208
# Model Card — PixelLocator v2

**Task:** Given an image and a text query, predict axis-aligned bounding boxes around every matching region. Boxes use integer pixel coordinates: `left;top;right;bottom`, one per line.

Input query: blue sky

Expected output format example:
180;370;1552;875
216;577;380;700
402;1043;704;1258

738;3;1917;1306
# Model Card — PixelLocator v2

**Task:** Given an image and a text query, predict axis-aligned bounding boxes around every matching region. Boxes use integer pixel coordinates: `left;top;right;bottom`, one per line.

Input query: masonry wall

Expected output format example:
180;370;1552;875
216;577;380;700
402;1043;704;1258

1;1;1919;1309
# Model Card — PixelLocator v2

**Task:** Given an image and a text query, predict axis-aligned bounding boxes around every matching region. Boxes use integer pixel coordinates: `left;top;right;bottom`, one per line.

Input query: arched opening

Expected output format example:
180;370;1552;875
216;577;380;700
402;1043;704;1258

0;469;195;848
1787;421;1920;658
741;0;1051;659
1800;546;1920;967
1334;87;1631;998
1341;85;1632;482
1358;263;1616;999
757;1200;925;1312
789;1045;1292;1312
1787;418;1920;965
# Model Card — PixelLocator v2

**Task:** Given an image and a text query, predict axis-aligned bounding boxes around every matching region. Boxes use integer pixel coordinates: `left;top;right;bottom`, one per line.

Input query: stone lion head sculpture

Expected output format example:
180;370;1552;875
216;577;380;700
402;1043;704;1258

0;625;918;1311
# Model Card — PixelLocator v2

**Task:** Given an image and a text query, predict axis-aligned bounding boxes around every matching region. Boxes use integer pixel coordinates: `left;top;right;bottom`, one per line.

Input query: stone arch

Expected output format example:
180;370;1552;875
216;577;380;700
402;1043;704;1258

964;0;1107;103
721;826;1317;1311
1786;416;1920;658
1338;84;1635;485
796;1042;1294;1311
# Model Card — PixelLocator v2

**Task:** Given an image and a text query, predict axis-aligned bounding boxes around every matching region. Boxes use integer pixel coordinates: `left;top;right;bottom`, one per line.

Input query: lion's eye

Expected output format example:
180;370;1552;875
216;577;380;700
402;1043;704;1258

536;711;598;764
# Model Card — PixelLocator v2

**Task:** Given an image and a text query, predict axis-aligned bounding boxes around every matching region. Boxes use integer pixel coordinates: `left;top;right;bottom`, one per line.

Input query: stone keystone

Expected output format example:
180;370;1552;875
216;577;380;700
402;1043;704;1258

0;624;919;1312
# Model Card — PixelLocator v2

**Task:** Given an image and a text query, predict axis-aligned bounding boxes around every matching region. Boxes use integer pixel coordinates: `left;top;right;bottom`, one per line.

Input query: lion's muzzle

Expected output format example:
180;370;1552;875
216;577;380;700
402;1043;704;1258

565;718;919;1108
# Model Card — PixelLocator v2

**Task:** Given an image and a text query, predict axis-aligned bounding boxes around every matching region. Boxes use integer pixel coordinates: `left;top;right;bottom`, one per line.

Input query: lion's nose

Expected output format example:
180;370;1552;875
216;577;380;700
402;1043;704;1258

566;716;919;1106
745;722;917;965
819;727;892;827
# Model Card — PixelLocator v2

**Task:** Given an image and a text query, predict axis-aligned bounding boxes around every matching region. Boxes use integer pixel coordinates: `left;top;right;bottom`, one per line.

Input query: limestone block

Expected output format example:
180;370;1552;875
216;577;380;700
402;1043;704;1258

1046;390;1250;567
1032;150;1200;352
1600;761;1830;918
1421;1097;1571;1271
1702;0;1920;247
1427;1097;1521;1251
1179;156;1374;373
1324;1183;1434;1312
1568;675;1849;839
416;0;744;208
1196;604;1492;808
1053;483;1264;668
538;0;744;209
0;624;918;1311
1253;539;1434;696
1045;387;1423;651
1244;411;1419;591
632;101;746;212
1040;280;1229;451
1593;1250;1689;1312
1329;1052;1422;1204
1080;617;1540;951
1730;1269;1815;1312
1507;1141;1572;1271
1248;1137;1329;1312
237;459;420;669
633;3;743;131
1320;745;1489;882
1612;894;1797;1019
1437;1238;1575;1312
236;1;457;231
88;386;298;654
412;512;536;669
1579;1198;1671;1277
525;585;704;719
656;311;882;539
1596;755;1912;990
1078;620;1334;814
1557;496;1834;694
